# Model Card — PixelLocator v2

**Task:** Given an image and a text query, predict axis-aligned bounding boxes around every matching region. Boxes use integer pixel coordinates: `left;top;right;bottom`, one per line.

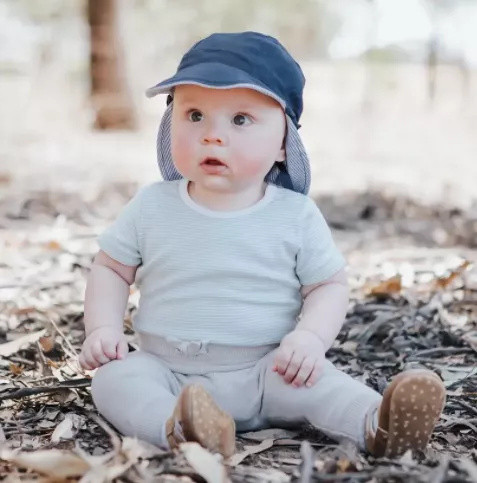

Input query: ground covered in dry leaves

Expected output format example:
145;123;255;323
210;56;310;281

0;183;476;482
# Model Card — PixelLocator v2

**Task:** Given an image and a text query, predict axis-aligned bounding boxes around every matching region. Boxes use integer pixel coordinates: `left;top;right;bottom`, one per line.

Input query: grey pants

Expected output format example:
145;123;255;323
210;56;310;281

91;334;382;450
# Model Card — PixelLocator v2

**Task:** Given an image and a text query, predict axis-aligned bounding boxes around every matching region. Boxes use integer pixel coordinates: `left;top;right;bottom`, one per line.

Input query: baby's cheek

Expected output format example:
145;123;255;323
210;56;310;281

239;161;265;177
171;134;193;171
237;150;277;177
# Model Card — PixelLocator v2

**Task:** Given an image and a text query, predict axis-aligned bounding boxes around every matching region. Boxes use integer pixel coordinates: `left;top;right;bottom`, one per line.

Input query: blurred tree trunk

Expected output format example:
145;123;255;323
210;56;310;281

87;0;136;129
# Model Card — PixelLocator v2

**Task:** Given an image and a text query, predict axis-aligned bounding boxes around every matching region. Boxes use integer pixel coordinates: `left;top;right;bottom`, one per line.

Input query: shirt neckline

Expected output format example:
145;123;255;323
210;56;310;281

179;178;276;218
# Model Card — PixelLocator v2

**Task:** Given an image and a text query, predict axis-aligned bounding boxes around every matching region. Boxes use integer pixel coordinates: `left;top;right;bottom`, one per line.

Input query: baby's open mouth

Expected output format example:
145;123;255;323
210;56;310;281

201;157;227;166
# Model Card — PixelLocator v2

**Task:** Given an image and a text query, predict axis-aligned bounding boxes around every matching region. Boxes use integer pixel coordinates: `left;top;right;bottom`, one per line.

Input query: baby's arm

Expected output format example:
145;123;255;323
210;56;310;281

296;267;349;350
79;250;138;370
273;267;349;387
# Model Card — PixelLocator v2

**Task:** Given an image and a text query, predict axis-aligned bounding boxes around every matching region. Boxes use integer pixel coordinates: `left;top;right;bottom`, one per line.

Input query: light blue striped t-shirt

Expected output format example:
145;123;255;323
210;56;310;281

98;179;346;346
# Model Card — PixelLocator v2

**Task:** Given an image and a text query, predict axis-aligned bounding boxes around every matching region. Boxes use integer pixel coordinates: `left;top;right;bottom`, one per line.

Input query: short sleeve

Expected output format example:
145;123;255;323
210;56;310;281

296;199;346;285
97;190;143;266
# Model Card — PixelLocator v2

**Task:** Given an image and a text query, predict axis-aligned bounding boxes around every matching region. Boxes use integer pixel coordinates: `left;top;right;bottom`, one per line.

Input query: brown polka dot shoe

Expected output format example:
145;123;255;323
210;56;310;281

165;384;236;458
366;369;446;458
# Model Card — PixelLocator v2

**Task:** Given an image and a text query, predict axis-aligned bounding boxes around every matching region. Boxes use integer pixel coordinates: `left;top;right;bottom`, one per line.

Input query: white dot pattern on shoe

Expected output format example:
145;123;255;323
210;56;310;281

382;372;445;458
176;384;235;457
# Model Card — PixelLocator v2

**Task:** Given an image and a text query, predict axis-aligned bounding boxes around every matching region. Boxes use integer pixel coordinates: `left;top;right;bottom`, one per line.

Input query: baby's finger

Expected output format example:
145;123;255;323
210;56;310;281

283;353;304;384
273;348;293;375
80;346;98;370
290;357;315;388
304;363;324;388
78;352;92;370
91;340;111;365
101;337;118;359
116;338;129;359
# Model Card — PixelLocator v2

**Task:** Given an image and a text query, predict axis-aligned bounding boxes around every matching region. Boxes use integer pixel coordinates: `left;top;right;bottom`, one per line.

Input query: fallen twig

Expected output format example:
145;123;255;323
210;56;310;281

407;347;474;359
0;378;91;401
298;440;314;483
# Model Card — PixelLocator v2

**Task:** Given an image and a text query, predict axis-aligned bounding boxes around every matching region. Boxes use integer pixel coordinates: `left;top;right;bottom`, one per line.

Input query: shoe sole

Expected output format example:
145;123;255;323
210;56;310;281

180;384;236;458
383;370;446;457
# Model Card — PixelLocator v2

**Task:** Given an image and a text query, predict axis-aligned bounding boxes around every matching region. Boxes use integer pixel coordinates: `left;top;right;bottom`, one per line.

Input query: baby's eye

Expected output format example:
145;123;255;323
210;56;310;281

188;110;203;122
232;114;252;126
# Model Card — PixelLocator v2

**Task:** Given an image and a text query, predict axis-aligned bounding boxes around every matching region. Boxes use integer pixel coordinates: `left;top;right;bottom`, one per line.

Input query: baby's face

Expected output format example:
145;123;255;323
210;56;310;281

171;85;286;194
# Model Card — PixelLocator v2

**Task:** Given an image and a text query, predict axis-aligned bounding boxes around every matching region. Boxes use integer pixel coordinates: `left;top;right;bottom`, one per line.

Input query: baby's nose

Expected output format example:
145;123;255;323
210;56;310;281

202;135;223;145
201;123;227;145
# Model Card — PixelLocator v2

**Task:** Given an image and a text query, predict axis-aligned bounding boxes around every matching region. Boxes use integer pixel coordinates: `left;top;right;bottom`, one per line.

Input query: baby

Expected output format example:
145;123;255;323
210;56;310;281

79;32;445;459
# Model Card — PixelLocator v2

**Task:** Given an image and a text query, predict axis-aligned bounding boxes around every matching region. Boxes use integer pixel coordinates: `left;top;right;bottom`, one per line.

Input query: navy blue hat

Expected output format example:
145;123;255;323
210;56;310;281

146;31;311;194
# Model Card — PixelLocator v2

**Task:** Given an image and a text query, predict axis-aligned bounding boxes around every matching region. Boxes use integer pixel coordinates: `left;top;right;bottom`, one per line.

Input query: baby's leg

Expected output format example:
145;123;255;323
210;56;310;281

261;357;382;449
91;351;180;447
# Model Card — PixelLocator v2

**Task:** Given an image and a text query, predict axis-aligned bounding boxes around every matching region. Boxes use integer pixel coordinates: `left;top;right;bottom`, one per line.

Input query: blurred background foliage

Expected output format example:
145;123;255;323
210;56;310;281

1;0;476;208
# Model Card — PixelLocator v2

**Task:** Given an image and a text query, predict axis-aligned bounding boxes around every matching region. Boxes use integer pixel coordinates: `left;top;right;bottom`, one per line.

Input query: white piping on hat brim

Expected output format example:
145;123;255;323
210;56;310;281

146;81;286;111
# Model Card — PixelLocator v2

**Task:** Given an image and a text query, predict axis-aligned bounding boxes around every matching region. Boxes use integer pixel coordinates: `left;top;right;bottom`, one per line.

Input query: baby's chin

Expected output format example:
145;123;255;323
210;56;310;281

192;176;235;193
189;171;266;194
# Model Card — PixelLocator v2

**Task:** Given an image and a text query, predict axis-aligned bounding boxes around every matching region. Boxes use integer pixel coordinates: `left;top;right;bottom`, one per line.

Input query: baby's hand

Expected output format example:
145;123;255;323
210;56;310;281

79;326;128;370
272;329;326;388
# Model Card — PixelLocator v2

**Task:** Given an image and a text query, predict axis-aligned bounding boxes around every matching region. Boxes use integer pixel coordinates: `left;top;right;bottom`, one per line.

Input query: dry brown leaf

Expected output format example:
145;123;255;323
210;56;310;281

8;363;23;376
239;428;299;442
336;458;358;473
434;260;472;289
0;330;47;357
339;341;358;355
39;335;55;353
50;414;80;443
227;438;275;467
10;306;37;316
46;358;61;369
0;447;90;478
242;467;290;482
79;437;166;482
180;442;229;483
440;367;477;388
367;275;402;296
398;449;415;465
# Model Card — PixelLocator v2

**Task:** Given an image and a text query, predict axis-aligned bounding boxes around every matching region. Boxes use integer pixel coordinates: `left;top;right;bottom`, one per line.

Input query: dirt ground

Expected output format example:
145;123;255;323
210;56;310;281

0;59;476;481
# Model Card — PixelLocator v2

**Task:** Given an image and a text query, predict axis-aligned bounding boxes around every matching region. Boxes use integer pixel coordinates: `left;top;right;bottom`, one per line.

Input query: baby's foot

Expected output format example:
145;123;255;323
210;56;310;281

366;369;446;457
166;384;236;458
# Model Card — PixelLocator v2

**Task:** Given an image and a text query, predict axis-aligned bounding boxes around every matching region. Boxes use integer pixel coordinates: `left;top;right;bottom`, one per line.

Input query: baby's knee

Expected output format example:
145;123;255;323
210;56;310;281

91;359;127;405
92;357;123;381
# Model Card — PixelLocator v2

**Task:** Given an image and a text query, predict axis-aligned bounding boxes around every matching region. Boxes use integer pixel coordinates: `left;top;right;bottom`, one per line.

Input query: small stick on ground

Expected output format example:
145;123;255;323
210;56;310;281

299;440;314;483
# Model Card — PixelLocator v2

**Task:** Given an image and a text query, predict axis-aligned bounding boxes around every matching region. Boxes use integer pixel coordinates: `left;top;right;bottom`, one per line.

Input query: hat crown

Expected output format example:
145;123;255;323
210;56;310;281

177;32;305;126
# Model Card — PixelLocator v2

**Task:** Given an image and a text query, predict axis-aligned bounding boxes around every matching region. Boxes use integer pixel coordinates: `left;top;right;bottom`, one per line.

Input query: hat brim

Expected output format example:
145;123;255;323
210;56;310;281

145;62;286;110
